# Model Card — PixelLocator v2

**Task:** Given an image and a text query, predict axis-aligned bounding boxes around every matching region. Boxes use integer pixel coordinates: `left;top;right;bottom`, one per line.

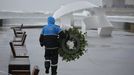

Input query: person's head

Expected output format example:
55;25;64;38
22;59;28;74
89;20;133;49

47;16;55;24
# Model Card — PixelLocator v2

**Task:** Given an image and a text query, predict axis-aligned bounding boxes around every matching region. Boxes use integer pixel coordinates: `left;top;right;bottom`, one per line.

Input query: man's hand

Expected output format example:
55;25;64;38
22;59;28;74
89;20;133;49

40;43;43;47
41;44;43;47
39;34;44;47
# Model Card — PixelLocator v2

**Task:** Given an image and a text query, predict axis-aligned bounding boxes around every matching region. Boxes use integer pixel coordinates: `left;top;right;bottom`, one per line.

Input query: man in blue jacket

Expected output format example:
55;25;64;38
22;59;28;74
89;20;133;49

39;16;65;75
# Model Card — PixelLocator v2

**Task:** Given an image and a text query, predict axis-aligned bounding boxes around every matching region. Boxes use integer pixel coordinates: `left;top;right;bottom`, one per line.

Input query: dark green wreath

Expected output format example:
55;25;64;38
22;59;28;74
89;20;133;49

58;27;88;62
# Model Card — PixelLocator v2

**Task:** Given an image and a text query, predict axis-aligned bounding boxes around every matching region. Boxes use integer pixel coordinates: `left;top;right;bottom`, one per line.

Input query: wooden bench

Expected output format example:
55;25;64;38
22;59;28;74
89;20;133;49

9;65;39;75
9;41;31;75
14;24;24;31
8;58;30;75
13;31;26;42
13;34;27;46
12;27;24;37
9;41;29;58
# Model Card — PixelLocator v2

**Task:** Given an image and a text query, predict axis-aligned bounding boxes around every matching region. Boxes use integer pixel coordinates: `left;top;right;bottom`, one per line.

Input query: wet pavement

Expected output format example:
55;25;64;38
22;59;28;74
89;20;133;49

0;27;134;75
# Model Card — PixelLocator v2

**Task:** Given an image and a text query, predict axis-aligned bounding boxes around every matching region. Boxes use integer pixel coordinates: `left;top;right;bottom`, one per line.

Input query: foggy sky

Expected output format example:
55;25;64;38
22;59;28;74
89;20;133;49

0;0;102;12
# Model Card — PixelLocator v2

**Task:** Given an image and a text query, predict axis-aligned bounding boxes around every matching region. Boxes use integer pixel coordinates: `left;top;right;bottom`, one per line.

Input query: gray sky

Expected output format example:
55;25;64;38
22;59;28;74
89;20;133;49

0;0;102;12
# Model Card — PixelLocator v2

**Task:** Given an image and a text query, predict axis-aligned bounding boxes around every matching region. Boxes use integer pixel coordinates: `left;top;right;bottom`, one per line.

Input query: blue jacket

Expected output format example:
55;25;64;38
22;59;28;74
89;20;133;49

40;16;62;47
41;16;62;36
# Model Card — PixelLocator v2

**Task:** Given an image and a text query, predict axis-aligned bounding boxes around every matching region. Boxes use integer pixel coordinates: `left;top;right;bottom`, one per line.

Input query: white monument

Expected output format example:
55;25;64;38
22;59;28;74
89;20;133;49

53;1;113;37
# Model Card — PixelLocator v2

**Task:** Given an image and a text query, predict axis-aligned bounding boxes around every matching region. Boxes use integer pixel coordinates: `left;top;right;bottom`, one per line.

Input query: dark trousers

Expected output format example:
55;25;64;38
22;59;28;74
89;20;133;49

44;48;58;74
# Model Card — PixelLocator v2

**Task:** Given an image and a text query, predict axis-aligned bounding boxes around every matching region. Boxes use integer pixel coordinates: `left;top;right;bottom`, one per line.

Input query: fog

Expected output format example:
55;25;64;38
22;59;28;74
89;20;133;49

0;0;102;12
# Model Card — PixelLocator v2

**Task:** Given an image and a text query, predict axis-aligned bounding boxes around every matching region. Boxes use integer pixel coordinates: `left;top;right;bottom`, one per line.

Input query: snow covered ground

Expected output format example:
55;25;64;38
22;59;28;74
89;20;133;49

0;27;134;75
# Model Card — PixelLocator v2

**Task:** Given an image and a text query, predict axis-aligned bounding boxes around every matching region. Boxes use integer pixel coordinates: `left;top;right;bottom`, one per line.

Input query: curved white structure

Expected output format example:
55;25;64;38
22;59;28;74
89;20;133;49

53;1;113;37
53;1;98;19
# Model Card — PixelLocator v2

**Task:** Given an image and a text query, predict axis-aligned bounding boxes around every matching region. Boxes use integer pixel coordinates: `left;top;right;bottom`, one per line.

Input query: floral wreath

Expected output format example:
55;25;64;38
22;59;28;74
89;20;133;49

59;27;88;62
